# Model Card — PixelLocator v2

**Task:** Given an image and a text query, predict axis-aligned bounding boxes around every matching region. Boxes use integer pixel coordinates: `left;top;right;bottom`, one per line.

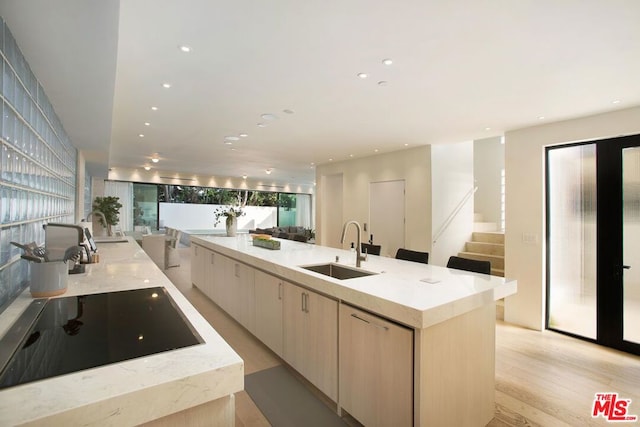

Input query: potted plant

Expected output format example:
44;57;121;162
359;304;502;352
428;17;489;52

92;196;123;236
214;206;245;236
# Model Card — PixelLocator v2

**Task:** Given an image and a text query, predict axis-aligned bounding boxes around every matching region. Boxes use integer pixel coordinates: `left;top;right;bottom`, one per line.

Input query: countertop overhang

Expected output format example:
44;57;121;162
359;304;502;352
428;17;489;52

0;236;243;426
191;235;517;330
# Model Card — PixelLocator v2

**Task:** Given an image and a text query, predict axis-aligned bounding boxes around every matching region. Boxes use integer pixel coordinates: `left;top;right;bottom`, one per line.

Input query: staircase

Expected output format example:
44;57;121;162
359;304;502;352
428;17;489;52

459;215;505;319
458;231;504;277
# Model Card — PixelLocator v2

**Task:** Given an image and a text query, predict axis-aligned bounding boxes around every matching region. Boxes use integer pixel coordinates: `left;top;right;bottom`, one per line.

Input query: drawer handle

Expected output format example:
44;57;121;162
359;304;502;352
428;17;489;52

350;313;389;331
278;282;282;300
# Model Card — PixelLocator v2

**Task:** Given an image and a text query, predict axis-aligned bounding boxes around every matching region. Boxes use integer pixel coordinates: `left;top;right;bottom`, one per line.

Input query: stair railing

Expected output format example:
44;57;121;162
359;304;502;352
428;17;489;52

432;186;478;246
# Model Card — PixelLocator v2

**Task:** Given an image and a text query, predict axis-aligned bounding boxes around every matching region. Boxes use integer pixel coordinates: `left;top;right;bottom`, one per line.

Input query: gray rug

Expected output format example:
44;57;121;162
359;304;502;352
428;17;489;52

244;365;347;427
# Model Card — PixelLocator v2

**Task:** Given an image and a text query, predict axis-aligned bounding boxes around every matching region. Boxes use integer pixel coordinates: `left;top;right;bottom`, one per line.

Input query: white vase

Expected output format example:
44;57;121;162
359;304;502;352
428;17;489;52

226;216;237;237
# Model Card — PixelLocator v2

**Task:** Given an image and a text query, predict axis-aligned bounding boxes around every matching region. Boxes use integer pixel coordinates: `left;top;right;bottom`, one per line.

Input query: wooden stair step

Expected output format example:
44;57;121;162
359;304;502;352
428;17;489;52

465;241;504;256
472;232;504;244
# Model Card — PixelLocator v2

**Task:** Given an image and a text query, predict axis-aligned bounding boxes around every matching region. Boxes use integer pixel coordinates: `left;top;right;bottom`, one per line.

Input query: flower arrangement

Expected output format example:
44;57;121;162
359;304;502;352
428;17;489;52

214;205;245;227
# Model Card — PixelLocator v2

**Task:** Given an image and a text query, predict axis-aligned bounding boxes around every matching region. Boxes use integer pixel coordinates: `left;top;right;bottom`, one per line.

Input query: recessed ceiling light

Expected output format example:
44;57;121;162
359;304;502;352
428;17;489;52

224;136;240;141
357;73;368;79
144;122;150;126
239;133;248;138
538;116;545;120
257;123;267;128
382;58;393;65
485;127;491;131
329;158;333;161
310;162;315;165
377;81;388;86
261;113;277;121
242;175;247;179
138;134;145;138
404;143;409;147
144;165;151;171
374;149;379;153
151;106;158;111
162;83;171;88
349;154;354;158
224;141;233;145
283;109;294;114
266;168;272;174
612;100;621;104
179;45;192;53
151;157;159;163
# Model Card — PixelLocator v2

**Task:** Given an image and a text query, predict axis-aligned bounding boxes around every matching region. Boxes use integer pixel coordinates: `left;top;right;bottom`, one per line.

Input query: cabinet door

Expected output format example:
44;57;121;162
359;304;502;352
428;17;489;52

254;270;284;357
283;282;338;402
202;249;217;300
224;260;255;334
190;244;205;288
283;282;307;374
339;304;413;427
236;262;255;334
305;289;338;402
209;251;227;306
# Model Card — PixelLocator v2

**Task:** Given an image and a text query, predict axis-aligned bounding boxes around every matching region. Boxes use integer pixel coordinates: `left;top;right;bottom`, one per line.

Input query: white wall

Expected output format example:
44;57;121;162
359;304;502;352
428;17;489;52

431;141;475;266
159;203;277;232
320;173;344;248
316;146;431;253
505;106;640;330
474;136;504;227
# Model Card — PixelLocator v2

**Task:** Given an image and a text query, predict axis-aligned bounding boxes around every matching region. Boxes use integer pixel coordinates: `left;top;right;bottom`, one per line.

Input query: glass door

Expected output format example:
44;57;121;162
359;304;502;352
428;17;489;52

623;147;640;346
547;134;640;355
132;183;159;230
547;144;597;339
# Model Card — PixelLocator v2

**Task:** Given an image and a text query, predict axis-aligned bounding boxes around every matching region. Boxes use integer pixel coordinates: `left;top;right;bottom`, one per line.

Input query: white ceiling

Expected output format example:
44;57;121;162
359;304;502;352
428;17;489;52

2;0;640;186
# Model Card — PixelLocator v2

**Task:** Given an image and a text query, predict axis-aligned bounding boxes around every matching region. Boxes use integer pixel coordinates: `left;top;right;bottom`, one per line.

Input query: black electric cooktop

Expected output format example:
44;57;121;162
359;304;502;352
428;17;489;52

0;287;203;390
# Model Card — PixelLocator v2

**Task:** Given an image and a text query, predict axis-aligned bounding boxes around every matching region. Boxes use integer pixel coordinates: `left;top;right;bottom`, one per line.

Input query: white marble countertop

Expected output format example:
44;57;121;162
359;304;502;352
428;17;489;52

191;235;517;329
0;237;243;426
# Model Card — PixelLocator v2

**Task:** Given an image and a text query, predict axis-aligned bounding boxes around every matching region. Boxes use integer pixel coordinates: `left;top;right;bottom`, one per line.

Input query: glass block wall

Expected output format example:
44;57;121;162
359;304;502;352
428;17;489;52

0;18;77;309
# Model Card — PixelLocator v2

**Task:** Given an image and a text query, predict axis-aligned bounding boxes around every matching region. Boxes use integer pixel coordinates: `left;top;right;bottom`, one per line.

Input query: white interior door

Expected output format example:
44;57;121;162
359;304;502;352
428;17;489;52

369;180;405;257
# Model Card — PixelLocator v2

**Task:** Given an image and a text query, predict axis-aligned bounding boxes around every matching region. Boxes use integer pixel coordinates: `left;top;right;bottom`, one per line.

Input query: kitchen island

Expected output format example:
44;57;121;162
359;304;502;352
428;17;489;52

0;236;243;426
191;234;517;427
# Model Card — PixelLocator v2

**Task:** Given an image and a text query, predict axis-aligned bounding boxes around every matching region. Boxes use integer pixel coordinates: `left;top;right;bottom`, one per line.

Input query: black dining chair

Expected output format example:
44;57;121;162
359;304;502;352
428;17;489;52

395;248;429;264
361;243;381;256
446;256;491;275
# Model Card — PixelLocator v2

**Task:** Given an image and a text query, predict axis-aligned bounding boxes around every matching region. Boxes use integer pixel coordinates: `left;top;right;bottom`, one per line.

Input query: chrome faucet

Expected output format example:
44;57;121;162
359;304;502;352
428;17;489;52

340;220;367;268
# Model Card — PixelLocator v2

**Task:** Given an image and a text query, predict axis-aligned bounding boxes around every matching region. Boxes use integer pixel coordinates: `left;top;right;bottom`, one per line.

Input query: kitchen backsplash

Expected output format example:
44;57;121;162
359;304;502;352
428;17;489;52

0;17;77;310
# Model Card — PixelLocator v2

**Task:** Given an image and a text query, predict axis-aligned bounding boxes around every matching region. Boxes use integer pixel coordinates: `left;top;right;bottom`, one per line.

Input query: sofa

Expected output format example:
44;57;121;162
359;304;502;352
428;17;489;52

249;226;310;242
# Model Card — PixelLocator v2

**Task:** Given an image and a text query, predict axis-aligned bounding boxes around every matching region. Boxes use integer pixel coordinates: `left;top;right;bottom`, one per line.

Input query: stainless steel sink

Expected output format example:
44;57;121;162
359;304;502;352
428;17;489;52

301;263;377;280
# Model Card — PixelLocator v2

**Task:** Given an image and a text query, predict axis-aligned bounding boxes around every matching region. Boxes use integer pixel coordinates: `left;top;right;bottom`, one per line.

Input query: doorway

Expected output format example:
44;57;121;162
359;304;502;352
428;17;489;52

546;134;640;355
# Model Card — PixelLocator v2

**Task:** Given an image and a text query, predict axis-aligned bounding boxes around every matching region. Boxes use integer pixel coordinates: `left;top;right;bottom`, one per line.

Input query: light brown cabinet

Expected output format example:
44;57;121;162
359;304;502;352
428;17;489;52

224;258;255;334
254;270;284;357
339;303;413;427
283;282;338;402
209;250;228;306
190;244;206;289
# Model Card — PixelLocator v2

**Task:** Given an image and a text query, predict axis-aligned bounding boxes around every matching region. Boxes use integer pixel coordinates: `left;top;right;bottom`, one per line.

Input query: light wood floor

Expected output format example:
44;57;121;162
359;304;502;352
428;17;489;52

164;247;640;426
